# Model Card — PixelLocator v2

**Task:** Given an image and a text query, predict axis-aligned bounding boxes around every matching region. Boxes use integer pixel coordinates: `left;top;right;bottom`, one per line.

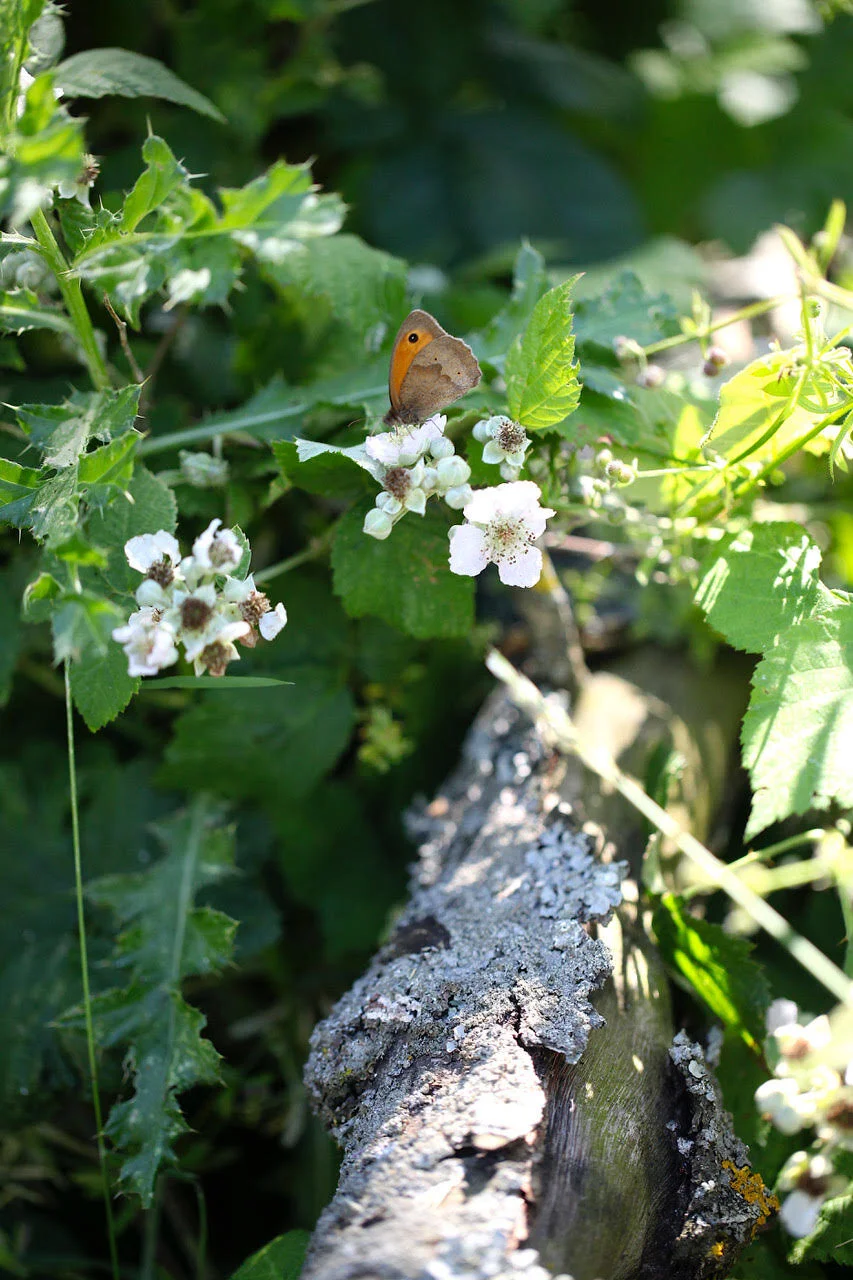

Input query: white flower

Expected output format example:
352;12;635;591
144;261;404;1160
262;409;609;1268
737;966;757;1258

474;415;530;469
779;1190;825;1238
112;608;178;677
192;518;243;574
448;481;555;588
365;414;446;467
364;508;394;540
189;618;251;676
56;155;98;210
773;1014;833;1066
444;483;473;510
259;603;287;640
777;1151;847;1237
125;531;181;575
380;459;428;515
767;999;800;1034
755;1077;814;1134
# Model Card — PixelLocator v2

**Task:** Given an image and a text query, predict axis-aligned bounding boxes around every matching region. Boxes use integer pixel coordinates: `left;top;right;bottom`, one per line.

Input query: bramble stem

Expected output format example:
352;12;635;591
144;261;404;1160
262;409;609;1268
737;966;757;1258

31;207;111;391
641;294;792;358
65;662;121;1280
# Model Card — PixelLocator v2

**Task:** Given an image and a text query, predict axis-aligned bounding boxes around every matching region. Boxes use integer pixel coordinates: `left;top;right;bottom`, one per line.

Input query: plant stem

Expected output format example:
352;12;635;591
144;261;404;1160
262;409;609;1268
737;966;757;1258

486;649;853;1007
31;207;111;391
641;295;792;358
141;1176;162;1280
65;662;121;1280
254;522;339;585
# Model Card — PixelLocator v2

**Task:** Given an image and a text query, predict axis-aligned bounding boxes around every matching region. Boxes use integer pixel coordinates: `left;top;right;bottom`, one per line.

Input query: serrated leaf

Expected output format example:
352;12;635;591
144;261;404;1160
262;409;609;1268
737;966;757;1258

63;802;237;1204
17;385;140;469
122;133;189;233
164;668;355;804
54;49;225;121
228;1231;311;1280
88;465;176;594
505;276;581;431
332;501;475;639
653;892;769;1050
70;636;139;730
742;598;853;837
0;456;45;530
696;523;826;654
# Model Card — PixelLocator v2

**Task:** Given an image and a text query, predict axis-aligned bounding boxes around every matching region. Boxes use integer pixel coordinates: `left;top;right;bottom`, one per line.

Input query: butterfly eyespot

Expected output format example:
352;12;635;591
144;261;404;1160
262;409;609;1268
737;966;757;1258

407;332;419;343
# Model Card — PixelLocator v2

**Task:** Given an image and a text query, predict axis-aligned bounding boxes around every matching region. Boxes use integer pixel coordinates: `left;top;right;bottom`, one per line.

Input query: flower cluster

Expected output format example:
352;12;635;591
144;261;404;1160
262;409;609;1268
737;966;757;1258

754;999;852;1237
362;414;473;540
359;414;555;588
112;519;287;678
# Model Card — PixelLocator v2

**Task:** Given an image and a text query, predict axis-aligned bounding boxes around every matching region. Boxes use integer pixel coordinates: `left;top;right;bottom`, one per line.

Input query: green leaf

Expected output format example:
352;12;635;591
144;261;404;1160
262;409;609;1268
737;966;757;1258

88;464;176;594
62;802;237;1204
54;49;225;120
0;73;84;223
0;287;75;337
263;233;406;333
70;637;139;730
228;1231;311;1280
505;276;582;431
652;893;769;1050
51;592;124;663
696;523;826;654
164;669;355;805
17;385;141;469
275;437;380;499
141;675;293;689
122;133;189;233
332;502;475;639
742;597;853;837
790;1190;853;1264
704;349;850;467
0;456;43;531
573;270;679;352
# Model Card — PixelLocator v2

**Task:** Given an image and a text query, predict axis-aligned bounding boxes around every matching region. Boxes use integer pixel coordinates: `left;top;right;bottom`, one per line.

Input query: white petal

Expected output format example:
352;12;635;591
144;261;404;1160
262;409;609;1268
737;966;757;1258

222;574;255;602
497;545;543;588
363;508;393;540
125;530;180;573
192;518;222;565
135;579;169;608
448;524;489;577
779;1191;824;1238
482;440;504;465
498;480;549;519
404;487;427;515
462;487;505;524
767;999;799;1034
259;603;287;640
365;432;402;465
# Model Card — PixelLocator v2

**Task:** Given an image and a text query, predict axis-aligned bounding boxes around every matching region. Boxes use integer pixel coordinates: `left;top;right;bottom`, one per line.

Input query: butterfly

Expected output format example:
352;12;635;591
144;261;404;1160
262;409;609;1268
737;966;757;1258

384;309;481;426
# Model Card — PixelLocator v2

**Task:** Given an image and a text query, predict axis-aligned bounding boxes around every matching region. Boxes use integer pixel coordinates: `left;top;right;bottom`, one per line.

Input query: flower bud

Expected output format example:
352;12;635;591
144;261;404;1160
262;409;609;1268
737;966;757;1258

430;437;455;460
179;450;230;488
636;364;665;389
363;508;393;540
435;455;471;488
444;483;473;510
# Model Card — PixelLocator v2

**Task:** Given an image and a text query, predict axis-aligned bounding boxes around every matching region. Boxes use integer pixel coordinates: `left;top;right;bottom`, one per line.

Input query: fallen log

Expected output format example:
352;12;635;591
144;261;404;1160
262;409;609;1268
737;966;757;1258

302;652;774;1280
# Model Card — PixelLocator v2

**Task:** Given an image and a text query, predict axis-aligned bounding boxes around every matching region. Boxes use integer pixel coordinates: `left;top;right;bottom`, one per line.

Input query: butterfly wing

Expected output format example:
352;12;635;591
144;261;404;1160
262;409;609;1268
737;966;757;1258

386;332;482;426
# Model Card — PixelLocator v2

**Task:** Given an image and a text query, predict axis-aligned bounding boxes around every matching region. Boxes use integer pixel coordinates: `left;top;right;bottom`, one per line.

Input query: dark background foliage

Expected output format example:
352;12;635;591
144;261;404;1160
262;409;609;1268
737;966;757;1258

3;1;853;1276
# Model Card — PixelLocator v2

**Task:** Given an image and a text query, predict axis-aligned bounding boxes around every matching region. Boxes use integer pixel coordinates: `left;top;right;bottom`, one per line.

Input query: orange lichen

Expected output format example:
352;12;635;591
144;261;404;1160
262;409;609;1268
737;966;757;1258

722;1159;780;1230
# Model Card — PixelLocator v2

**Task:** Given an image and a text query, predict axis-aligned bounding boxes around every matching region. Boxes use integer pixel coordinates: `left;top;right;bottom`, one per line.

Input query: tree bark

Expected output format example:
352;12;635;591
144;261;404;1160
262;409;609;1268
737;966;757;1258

303;652;771;1280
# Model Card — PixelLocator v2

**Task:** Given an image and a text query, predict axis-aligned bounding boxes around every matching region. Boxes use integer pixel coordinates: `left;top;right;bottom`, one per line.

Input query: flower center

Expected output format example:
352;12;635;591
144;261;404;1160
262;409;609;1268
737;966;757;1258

200;640;230;677
181;596;213;630
146;558;175;587
383;466;411;501
497;421;526;453
486;517;529;562
240;590;270;626
208;538;234;569
824;1097;853;1130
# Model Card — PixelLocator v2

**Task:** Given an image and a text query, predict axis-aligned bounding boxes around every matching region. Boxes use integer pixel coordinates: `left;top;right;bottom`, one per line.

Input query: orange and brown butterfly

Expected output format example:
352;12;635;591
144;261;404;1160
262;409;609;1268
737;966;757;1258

384;309;482;426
